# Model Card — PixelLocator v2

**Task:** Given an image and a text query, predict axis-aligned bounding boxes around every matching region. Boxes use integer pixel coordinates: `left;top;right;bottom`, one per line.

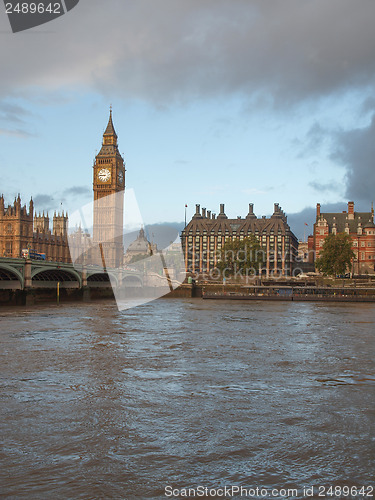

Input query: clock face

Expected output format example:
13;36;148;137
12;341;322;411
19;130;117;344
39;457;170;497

98;168;111;182
118;170;124;184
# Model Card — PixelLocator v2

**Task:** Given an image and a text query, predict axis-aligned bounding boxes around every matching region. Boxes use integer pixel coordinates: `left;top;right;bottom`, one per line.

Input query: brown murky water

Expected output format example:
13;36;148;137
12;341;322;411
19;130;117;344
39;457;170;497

0;299;374;499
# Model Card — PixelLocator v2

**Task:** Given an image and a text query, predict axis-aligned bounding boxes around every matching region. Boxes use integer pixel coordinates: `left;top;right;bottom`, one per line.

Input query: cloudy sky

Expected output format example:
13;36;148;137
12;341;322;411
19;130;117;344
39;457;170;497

1;0;375;239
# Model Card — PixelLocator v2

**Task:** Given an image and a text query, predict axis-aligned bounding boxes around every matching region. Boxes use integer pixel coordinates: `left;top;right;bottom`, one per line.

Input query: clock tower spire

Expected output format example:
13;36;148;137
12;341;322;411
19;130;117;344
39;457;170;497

92;108;125;268
103;106;118;146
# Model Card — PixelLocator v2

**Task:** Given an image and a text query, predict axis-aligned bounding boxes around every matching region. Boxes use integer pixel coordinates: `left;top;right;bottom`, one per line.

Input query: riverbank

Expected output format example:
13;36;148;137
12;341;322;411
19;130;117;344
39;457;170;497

197;281;375;302
0;287;115;306
2;281;375;306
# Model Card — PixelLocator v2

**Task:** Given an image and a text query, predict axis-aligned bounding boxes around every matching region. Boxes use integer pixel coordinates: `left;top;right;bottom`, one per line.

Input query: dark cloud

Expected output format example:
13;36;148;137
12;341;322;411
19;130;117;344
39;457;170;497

286;206;315;241
0;102;31;124
361;96;375;114
295;116;375;205
331;114;375;204
294;122;328;159
33;193;55;212
62;186;91;197
0;101;35;136
29;186;91;214
308;180;337;193
1;1;375;107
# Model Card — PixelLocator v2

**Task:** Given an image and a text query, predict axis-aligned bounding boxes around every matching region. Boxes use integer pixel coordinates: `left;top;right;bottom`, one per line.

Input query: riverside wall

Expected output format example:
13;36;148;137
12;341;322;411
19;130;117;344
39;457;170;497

2;280;375;306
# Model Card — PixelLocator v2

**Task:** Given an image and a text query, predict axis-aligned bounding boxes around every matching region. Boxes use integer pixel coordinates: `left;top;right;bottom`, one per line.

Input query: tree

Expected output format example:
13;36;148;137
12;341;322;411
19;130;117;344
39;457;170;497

315;232;355;276
217;235;265;277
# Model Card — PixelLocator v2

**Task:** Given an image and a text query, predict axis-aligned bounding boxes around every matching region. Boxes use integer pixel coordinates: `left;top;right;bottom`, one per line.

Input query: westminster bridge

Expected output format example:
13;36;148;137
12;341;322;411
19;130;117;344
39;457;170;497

0;257;187;305
0;257;144;291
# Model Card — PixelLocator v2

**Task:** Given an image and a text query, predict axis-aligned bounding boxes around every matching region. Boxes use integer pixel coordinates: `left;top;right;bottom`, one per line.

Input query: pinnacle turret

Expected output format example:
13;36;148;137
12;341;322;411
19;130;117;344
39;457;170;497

103;107;118;145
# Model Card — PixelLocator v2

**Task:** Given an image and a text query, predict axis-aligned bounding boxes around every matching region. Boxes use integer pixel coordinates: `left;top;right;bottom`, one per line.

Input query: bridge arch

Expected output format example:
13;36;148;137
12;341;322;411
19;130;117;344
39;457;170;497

86;271;118;287
0;264;24;289
32;268;82;288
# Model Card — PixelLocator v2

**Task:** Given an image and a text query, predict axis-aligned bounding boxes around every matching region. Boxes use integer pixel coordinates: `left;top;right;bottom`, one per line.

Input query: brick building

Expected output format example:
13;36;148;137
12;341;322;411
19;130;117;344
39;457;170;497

181;203;298;277
0;194;71;262
313;201;375;275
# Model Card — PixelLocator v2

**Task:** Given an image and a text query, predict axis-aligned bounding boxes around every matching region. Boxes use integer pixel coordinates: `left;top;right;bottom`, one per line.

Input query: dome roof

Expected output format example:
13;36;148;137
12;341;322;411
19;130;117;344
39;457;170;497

126;228;150;254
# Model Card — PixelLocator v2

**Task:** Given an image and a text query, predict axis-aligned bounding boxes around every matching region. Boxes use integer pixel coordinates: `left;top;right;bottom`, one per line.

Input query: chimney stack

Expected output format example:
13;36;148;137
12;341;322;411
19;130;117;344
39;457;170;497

217;204;228;219
348;201;354;220
246;203;256;219
192;204;202;219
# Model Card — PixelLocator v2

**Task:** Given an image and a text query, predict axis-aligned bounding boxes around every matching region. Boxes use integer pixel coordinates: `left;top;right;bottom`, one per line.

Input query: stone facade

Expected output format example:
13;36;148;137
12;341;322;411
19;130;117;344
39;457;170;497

181;203;299;277
313;201;375;275
0;195;70;262
92;109;125;268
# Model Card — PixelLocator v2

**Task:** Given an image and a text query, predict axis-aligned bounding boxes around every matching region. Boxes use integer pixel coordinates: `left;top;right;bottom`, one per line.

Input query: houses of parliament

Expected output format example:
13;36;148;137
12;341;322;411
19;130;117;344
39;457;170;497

0;110;126;268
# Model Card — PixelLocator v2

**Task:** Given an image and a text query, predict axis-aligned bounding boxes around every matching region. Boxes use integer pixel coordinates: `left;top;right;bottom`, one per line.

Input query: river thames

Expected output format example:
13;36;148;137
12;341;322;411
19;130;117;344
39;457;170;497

0;299;374;499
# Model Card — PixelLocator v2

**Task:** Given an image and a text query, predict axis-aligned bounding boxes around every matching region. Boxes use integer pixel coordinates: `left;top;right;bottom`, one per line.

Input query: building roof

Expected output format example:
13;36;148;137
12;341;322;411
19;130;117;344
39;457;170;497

97;144;121;156
364;219;375;229
183;203;297;240
126;228;150;255
319;211;373;233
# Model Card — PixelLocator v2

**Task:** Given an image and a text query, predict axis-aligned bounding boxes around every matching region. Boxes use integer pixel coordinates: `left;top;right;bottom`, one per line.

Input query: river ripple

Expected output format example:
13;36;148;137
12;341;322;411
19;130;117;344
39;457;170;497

0;299;374;499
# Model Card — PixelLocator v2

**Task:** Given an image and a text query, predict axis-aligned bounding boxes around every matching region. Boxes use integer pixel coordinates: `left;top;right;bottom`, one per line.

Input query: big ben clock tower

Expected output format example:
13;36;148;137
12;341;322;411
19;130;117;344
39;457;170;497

93;108;125;268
